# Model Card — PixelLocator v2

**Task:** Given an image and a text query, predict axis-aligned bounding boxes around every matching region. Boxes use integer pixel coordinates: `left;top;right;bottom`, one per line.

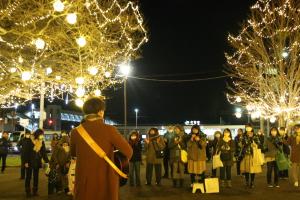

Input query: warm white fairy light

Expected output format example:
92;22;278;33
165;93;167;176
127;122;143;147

0;0;147;108
35;38;46;49
21;71;32;81
225;0;300;124
46;67;52;75
75;77;85;85
76;36;87;47
75;98;84;107
94;89;101;97
88;66;98;75
10;67;17;73
75;87;85;97
66;13;77;24
53;0;64;12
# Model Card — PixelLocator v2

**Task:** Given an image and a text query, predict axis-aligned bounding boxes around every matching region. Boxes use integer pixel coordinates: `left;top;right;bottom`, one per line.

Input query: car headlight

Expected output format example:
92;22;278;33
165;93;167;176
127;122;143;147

14;146;18;151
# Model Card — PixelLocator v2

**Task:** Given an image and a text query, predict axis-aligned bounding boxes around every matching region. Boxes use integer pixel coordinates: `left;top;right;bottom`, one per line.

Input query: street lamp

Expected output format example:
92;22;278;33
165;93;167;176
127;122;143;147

134;108;139;129
119;63;132;134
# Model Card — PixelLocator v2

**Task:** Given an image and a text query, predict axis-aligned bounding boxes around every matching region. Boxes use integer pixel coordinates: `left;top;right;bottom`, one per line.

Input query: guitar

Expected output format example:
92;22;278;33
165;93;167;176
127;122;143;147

114;150;130;187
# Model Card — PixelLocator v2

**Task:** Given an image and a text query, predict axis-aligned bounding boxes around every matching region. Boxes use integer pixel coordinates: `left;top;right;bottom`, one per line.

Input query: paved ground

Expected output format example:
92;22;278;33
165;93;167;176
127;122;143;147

1;157;300;200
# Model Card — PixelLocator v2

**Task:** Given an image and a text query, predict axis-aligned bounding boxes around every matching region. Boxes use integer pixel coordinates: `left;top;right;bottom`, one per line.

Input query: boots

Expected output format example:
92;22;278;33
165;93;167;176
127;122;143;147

25;187;31;198
221;180;226;188
227;180;232;188
32;187;38;196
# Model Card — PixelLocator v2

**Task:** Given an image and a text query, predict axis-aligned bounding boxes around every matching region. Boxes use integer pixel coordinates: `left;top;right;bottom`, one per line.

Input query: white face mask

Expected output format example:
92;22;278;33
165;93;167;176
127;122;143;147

25;135;30;139
39;135;44;140
131;136;137;140
246;127;252;132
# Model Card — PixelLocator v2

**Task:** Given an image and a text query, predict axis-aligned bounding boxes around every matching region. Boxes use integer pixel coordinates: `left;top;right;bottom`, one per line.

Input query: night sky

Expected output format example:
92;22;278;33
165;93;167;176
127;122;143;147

104;0;258;125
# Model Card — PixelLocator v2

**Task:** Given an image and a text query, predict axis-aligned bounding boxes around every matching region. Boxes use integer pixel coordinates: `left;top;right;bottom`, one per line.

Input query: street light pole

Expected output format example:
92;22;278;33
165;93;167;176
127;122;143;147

134;108;139;129
124;79;127;135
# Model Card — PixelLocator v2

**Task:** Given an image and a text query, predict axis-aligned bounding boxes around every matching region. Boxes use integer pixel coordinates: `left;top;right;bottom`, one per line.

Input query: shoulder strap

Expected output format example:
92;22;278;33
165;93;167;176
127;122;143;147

76;125;127;179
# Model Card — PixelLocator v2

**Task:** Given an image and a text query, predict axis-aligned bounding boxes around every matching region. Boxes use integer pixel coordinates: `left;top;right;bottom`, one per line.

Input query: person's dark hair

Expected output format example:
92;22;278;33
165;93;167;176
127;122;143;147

223;128;232;138
33;129;44;139
191;125;200;135
82;97;106;115
269;127;279;136
279;127;285;131
148;128;159;136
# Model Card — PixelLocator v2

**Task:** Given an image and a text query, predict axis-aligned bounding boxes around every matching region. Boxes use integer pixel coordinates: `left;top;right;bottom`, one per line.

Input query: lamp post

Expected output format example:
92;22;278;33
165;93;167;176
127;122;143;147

120;63;131;135
134;108;139;129
31;103;35;131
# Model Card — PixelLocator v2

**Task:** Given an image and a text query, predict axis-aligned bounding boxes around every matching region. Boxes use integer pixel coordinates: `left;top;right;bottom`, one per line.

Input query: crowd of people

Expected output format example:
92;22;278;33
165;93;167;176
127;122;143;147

15;130;72;198
128;123;300;190
1;100;300;199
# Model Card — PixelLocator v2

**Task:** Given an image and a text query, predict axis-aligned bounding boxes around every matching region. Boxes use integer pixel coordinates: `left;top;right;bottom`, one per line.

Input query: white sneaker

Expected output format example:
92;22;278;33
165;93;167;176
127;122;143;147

294;181;299;187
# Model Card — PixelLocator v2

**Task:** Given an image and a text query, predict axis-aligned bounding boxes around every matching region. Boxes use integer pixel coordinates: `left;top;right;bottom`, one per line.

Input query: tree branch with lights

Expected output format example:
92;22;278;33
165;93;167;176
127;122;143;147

225;0;300;126
0;0;147;109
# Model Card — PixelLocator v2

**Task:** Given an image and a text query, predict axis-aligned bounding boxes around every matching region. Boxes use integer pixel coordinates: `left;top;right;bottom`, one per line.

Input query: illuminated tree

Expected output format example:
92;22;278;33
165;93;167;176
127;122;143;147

0;0;147;109
225;0;300;126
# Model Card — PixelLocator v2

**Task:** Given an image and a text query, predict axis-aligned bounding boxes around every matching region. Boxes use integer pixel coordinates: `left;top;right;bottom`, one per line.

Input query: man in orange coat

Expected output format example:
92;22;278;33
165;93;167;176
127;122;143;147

70;97;133;200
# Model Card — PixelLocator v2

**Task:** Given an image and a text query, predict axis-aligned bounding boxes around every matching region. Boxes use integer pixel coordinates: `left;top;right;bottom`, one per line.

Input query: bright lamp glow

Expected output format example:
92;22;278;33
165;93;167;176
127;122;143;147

235;112;242;119
88;66;98;75
76;36;87;47
134;108;139;113
18;56;23;63
76;87;85;97
35;38;45;49
21;71;32;81
75;77;85;85
75;98;84;107
236;108;242;113
66;13;77;24
56;75;61;80
119;63;131;76
94;89;101;97
53;0;64;12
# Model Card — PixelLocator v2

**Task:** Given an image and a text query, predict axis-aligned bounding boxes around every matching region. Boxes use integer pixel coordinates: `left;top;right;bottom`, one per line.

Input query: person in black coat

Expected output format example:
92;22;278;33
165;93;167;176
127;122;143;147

0;131;11;173
18;132;31;179
128;131;142;186
23;129;49;197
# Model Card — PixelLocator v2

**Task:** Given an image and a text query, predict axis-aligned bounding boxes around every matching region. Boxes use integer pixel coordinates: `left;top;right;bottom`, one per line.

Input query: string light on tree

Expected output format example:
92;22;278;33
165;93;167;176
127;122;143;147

88;66;98;76
94;89;101;97
21;71;32;81
76;36;87;47
225;0;300;126
75;87;85;98
53;0;64;12
66;13;77;24
75;98;84;107
35;38;46;49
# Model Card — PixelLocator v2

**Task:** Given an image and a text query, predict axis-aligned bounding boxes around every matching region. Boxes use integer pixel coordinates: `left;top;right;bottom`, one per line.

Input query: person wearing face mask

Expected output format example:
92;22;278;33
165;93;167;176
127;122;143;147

187;125;207;187
217;129;235;188
285;124;300;187
18;132;31;179
278;127;290;179
240;124;262;189
128;131;142;186
163;125;175;179
257;129;265;146
0;131;11;174
234;128;244;176
264;127;281;188
51;133;60;152
210;131;221;177
49;136;71;194
144;128;166;186
23;129;49;197
168;125;188;187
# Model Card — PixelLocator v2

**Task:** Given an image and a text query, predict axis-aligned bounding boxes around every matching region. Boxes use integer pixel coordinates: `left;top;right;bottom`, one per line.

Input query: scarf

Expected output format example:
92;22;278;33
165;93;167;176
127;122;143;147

32;139;43;153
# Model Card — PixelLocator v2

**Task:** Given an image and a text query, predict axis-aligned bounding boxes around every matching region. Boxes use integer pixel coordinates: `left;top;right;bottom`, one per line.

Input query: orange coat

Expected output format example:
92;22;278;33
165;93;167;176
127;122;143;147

70;119;133;200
